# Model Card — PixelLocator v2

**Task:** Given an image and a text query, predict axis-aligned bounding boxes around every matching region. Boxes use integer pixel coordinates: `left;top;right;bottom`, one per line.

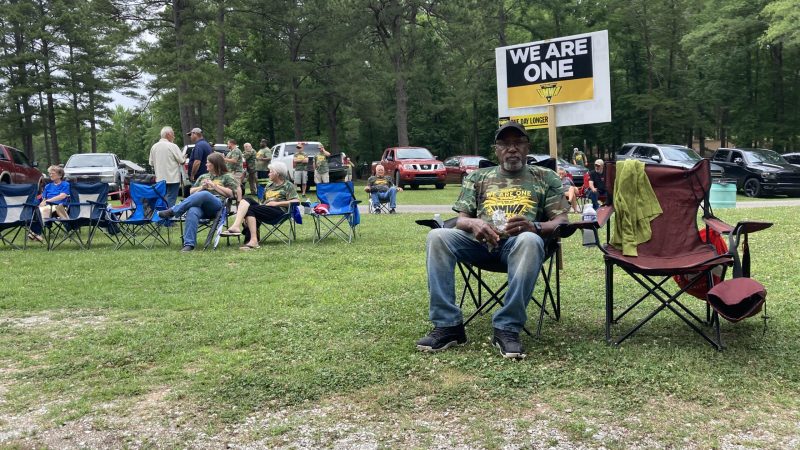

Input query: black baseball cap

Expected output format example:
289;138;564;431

494;121;528;141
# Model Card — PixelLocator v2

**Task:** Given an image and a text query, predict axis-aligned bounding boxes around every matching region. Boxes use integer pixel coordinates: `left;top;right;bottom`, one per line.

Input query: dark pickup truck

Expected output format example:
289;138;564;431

0;144;43;185
712;148;800;197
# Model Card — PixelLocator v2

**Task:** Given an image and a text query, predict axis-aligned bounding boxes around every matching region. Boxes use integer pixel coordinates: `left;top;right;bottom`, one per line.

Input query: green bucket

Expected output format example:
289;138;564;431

710;180;736;209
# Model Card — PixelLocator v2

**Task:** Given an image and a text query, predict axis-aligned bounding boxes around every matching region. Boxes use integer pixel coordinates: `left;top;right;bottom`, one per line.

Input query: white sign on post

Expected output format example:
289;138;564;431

496;30;611;128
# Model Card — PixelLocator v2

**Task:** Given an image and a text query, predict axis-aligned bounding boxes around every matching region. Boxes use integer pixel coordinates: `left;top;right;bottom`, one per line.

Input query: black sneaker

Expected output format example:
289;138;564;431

181;245;194;252
158;209;175;219
389;208;396;214
492;328;525;359
373;208;381;214
416;324;467;352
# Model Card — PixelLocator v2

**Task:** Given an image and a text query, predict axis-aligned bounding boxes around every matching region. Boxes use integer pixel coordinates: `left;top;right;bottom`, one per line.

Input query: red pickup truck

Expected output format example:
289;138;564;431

373;146;446;189
0;144;43;185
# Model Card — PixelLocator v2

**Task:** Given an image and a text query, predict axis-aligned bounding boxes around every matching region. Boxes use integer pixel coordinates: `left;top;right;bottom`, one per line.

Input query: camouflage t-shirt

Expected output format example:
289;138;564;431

255;148;271;171
263;180;299;212
314;153;329;174
293;151;308;171
193;172;239;200
243;147;256;172
367;175;393;193
226;148;244;173
453;165;568;225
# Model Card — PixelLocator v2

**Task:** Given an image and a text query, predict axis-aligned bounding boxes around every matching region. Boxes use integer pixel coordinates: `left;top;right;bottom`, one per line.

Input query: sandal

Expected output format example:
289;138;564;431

239;244;260;251
221;229;242;236
27;232;44;243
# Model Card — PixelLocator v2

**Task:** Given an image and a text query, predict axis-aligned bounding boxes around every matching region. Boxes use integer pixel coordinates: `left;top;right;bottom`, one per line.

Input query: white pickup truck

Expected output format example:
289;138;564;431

270;141;346;183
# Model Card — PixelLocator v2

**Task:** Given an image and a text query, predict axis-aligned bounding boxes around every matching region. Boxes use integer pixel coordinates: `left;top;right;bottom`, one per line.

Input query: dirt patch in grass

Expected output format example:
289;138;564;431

6;380;798;449
1;309;109;338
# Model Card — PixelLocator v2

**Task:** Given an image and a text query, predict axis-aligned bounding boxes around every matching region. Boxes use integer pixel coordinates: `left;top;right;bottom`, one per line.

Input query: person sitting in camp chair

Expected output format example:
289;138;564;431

365;164;402;213
29;165;71;242
221;161;299;250
158;152;237;252
416;121;569;359
558;167;581;214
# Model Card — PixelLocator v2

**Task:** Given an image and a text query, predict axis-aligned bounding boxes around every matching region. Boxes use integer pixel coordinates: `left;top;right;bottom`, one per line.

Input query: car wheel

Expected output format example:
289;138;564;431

435;183;445;189
394;171;404;189
0;175;9;184
743;178;761;197
410;184;419;190
460;173;466;184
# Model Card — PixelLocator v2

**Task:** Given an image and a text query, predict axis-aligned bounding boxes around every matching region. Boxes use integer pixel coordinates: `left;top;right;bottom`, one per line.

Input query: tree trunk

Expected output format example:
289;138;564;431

326;97;340;151
497;1;507;46
68;43;83;153
89;90;98;153
472;99;479;152
174;0;192;146
37;90;51;166
292;77;302;139
215;2;226;144
393;54;409;146
770;43;784;150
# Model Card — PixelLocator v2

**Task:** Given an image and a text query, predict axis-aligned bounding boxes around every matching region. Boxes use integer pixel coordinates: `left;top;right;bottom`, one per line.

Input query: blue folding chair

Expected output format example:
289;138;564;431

107;181;171;249
311;182;360;243
258;202;302;246
0;183;41;249
45;182;109;250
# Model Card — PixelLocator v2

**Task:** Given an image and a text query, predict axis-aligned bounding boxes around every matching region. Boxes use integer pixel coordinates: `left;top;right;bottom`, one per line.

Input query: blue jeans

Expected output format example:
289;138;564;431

171;190;223;247
165;182;180;207
426;228;545;333
588;189;606;210
371;187;397;208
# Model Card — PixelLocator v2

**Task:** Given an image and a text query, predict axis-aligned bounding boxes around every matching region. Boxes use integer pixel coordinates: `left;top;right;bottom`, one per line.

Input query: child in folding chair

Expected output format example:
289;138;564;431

29;165;71;242
221;161;299;250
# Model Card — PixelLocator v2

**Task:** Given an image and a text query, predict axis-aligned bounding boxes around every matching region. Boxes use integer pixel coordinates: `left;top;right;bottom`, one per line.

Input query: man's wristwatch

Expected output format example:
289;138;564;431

533;222;542;234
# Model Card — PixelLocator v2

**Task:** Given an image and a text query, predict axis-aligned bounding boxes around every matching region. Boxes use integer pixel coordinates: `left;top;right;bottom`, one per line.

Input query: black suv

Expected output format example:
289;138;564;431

712;148;800;197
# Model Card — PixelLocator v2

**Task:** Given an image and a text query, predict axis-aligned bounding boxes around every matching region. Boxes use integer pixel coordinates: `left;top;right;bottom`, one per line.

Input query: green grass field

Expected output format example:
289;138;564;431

0;203;798;448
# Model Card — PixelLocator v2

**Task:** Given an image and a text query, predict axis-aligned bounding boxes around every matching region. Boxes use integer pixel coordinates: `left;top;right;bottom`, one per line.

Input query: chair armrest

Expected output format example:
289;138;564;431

108;206;133;214
596;205;614;227
703;216;734;234
733;220;772;235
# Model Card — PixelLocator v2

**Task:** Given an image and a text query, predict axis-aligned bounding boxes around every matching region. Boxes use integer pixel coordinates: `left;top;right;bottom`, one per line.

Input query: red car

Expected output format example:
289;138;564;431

0;144;44;185
443;155;489;184
373;146;446;189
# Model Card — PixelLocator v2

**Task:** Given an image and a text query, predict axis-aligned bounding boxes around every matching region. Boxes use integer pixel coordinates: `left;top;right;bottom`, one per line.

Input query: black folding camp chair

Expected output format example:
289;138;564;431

580;159;772;349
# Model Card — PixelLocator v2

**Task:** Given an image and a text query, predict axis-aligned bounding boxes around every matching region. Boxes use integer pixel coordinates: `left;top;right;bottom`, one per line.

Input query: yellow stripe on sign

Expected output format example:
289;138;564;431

508;78;594;108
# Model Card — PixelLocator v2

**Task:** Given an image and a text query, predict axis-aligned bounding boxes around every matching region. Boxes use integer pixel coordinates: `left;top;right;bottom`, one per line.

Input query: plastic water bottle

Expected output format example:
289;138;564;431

582;203;597;247
433;213;443;228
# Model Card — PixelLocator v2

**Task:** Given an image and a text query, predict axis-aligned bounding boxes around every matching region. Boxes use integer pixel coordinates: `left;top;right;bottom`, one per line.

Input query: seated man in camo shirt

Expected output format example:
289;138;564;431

416;121;568;359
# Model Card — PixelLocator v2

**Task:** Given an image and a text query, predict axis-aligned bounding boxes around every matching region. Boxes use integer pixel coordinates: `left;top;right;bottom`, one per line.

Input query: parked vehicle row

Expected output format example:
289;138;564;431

616;143;725;179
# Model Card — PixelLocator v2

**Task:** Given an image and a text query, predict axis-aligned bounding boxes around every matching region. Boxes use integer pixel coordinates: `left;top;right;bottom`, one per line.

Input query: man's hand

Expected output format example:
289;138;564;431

459;217;500;246
364;186;371;192
506;216;533;236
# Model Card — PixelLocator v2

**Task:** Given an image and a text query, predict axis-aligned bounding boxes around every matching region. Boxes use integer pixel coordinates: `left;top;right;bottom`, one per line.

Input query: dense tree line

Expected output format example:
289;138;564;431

0;0;797;168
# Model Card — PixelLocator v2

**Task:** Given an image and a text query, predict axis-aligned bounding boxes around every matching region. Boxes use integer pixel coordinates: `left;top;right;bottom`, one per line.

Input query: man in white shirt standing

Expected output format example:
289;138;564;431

148;126;185;206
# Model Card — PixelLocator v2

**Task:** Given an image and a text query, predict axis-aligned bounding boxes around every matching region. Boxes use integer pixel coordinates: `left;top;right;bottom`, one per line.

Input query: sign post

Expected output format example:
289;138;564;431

496;30;611;160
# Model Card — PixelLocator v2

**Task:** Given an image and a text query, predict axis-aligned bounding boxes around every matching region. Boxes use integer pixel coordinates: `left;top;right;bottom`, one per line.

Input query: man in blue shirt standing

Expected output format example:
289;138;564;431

187;127;212;183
